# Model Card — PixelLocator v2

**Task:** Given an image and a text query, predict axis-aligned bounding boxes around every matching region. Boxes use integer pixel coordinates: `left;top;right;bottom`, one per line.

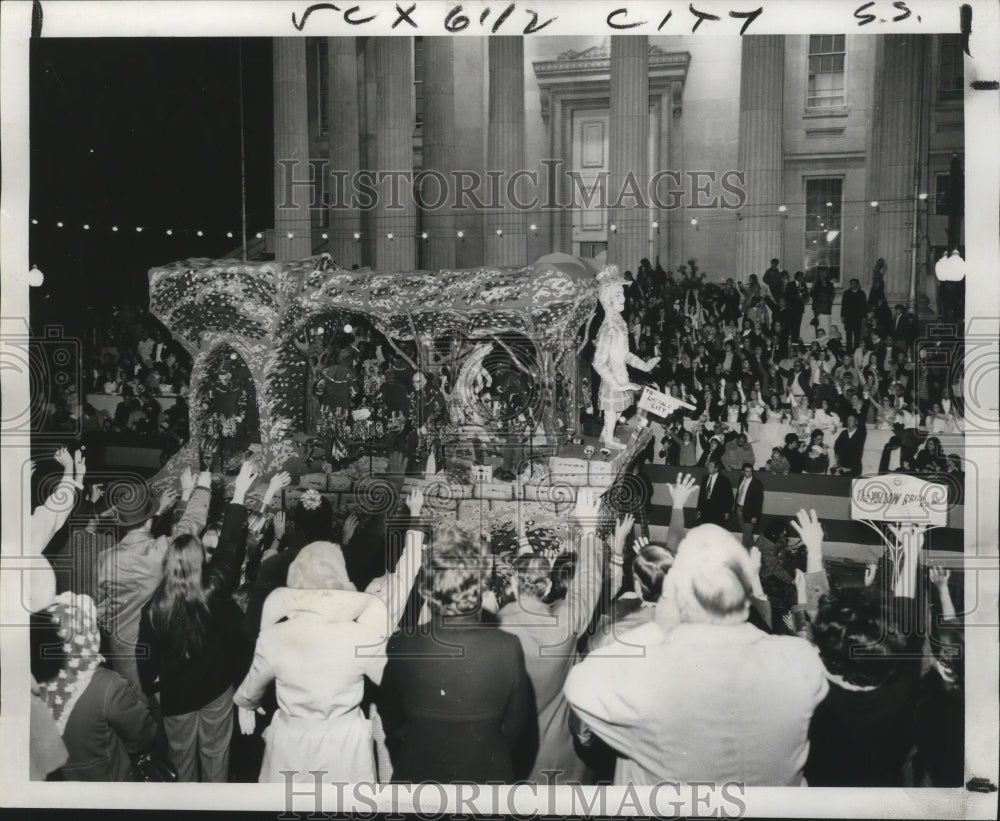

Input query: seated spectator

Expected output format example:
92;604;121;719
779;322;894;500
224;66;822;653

782;433;805;474
764;447;791;475
801;429;830;475
915;436;949;473
722;432;755;471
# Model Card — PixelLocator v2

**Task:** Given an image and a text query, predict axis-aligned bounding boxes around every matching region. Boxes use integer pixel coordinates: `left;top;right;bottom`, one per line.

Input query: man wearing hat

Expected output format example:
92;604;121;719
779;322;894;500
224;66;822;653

96;469;212;694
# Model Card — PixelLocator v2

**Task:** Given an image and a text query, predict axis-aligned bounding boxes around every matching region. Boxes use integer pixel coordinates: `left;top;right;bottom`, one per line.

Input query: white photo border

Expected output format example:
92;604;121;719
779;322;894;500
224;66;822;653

1;1;997;816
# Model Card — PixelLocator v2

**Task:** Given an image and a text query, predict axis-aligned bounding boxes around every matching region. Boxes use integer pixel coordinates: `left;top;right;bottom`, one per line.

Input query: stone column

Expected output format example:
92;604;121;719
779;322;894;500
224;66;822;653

484;37;527;268
327;38;361;268
421;38;456;271
273;38;314;261
668;80;685;270
372;37;416;272
608;36;649;276
654;89;673;268
865;35;929;305
735;35;784;280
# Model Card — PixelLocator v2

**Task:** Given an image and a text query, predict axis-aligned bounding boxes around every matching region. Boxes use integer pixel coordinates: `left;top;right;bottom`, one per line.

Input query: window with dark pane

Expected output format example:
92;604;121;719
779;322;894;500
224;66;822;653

804;178;843;283
414;36;424;131
935;173;951;216
938;34;963;102
807;34;846;109
317;38;329;138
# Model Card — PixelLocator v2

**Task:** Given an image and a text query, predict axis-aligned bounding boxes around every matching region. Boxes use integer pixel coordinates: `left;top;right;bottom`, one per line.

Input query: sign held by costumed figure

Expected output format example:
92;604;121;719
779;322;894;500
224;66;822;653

637;386;697;419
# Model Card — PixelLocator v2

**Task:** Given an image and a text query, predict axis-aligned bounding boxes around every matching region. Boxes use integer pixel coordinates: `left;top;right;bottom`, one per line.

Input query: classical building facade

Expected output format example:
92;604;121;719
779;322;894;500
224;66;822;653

270;34;964;310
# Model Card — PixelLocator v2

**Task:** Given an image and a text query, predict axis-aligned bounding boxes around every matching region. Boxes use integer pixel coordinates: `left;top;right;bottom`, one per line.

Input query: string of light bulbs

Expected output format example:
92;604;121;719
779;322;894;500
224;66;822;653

28;194;937;241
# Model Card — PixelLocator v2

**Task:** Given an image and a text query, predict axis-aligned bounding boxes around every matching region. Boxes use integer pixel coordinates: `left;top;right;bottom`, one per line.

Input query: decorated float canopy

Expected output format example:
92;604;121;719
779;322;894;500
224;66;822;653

147;253;603;481
148;253;600;351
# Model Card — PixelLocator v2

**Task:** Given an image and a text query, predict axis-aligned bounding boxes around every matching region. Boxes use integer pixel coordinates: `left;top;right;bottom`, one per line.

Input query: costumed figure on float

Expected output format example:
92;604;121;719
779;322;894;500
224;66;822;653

316;347;358;463
199;365;250;474
590;264;660;449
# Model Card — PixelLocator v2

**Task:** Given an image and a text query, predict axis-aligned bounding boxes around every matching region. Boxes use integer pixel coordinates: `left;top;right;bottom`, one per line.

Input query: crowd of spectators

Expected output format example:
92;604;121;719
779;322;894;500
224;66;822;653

35;307;193;462
28;443;964;789
594;257;965;478
26;260;967;793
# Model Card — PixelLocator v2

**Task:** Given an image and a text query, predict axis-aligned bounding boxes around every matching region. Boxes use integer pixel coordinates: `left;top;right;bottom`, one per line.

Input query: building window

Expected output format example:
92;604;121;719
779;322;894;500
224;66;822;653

414;37;424;131
939;34;963;102
807;35;846;109
316;39;329;137
804;178;843;283
935;172;951;215
579;241;607;259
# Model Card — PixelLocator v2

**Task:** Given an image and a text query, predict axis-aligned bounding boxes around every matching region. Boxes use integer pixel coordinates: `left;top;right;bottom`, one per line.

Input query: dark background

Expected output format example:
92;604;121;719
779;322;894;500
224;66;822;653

29;37;275;337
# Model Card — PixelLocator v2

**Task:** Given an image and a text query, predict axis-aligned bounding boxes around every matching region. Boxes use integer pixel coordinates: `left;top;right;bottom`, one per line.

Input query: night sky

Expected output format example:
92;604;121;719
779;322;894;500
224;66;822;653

29;37;275;332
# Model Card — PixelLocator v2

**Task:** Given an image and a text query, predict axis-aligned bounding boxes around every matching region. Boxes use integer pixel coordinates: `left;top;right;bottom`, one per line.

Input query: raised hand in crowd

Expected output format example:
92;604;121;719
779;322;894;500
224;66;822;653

573;487;603;535
405;487;425;517
54;446;74;473
664;472;698;508
73;448;87;485
260;470;291;510
272;510;286;541
612;513;635;555
789;508;824;572
156;488;179;516
232;460;260;505
179;466;195;501
341;513;360;546
929;565;957;621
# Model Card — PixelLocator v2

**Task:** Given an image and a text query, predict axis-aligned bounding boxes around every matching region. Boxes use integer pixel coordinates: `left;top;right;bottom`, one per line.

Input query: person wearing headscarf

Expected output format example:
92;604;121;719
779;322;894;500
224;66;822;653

234;490;425;783
35;593;157;780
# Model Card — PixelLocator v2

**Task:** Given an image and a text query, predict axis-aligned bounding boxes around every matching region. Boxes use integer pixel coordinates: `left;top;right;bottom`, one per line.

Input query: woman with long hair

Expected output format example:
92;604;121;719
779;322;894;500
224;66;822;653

137;461;257;781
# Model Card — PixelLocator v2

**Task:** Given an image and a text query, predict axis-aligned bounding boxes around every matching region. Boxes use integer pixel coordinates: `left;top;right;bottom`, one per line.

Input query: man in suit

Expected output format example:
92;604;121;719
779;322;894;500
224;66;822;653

697;459;733;527
734;463;765;549
840;278;868;353
892;304;919;348
763;258;783;301
832;413;868;476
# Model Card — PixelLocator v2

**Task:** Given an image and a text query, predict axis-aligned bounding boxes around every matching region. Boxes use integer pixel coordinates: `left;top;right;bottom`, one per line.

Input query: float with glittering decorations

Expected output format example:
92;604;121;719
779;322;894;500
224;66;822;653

147;252;656;555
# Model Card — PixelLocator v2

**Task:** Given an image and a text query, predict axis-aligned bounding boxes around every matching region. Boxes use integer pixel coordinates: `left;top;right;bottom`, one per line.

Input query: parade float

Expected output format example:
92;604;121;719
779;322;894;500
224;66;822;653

147;252;659;552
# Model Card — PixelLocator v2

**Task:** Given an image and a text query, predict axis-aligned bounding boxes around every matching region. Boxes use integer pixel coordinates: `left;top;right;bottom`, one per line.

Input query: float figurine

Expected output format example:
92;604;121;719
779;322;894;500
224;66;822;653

591;264;660;450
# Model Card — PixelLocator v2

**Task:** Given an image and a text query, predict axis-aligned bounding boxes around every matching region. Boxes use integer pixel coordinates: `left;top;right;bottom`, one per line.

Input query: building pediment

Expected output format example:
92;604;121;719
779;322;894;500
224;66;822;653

533;44;689;123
